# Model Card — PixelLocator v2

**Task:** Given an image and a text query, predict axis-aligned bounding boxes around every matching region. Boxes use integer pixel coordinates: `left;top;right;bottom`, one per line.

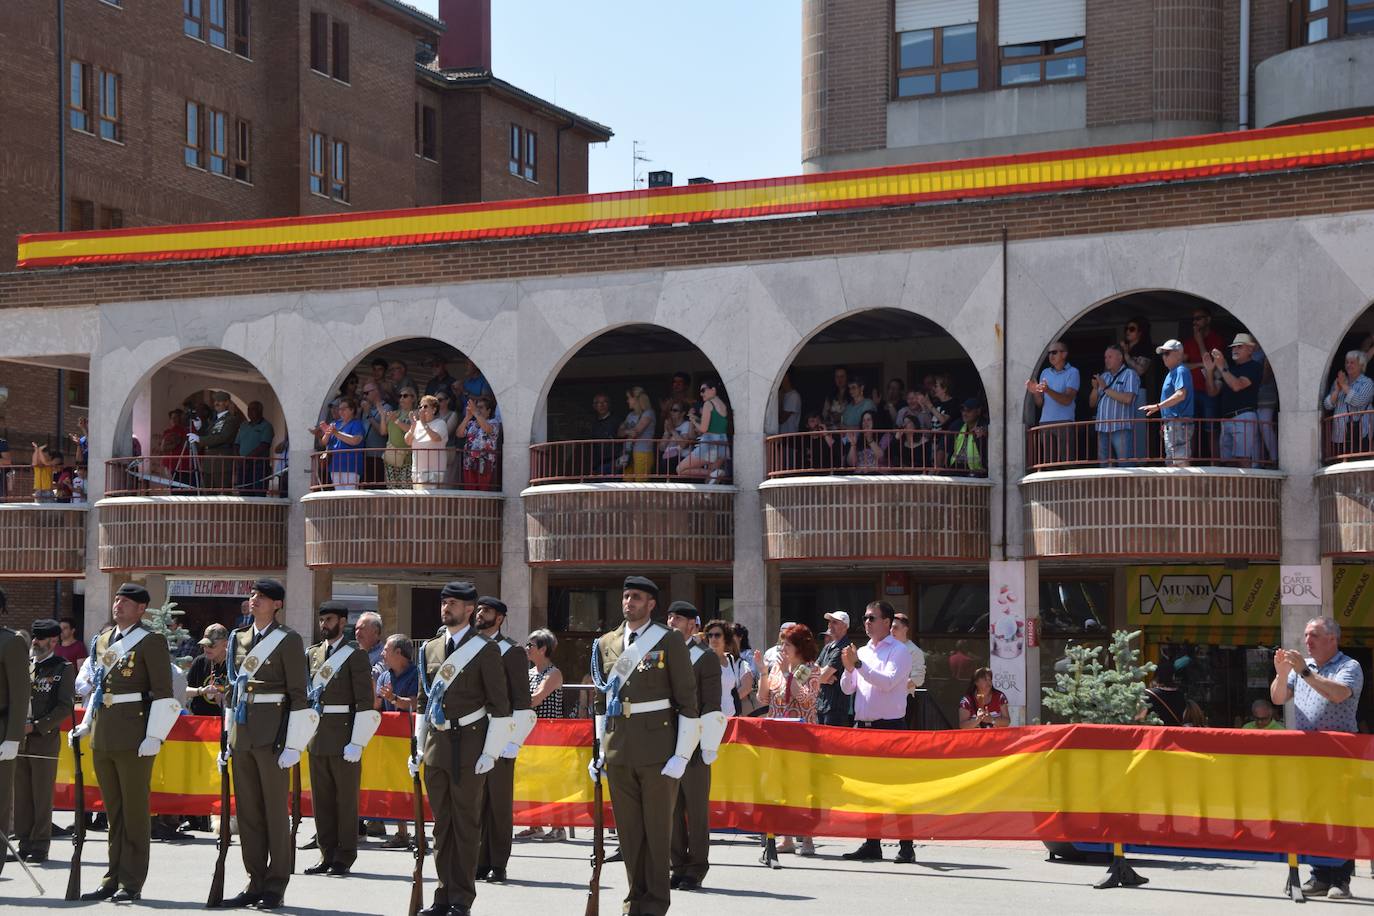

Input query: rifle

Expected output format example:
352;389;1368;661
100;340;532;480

585;731;603;916
290;763;302;873
206;713;231;908
408;709;426;916
65;712;85;901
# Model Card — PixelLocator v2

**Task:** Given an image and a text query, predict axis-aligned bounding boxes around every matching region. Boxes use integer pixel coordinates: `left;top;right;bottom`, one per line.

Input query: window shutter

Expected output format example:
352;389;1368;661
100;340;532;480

894;0;978;33
333;22;350;82
998;0;1085;46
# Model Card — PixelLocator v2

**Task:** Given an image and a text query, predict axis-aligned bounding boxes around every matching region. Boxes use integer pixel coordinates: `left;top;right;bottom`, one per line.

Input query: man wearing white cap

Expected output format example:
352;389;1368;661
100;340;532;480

814;612;854;727
1141;339;1195;467
1203;333;1263;466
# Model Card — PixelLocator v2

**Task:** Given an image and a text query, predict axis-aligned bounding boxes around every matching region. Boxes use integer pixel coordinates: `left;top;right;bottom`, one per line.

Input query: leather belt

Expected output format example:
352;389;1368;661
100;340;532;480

619;698;671;718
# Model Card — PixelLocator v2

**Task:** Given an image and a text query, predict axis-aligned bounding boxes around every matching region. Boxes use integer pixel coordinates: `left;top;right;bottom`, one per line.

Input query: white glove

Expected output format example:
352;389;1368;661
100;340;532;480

68;731;80;748
71;721;90;740
701;748;718;765
0;740;18;762
186;432;201;444
277;748;301;769
217;751;230;773
474;753;495;775
660;755;688;780
343;743;363;764
500;741;519;760
587;757;603;783
137;737;162;758
407;755;421;778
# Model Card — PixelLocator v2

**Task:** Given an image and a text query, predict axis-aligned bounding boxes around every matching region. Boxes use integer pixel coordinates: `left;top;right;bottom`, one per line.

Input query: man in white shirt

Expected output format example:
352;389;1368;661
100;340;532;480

891;613;926;717
778;372;802;434
839;600;915;864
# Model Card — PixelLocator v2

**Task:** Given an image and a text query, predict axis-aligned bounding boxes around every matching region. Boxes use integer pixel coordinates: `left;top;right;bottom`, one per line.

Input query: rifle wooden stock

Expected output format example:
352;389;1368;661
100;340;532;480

65;713;85;901
408;710;426;916
585;735;603;916
206;718;231;908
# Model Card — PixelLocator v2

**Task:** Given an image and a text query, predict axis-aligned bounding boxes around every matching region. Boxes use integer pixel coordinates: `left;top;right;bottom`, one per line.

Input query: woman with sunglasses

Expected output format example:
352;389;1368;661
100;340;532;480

381;388;416;486
461;395;501;491
405;394;448;489
755;624;820;856
1121;317;1159;458
703;618;753;717
658;403;695;476
677;380;731;482
515;629;566;842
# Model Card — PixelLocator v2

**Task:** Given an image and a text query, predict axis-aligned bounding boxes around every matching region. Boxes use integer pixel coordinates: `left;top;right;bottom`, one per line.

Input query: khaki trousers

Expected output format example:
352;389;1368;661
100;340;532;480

14;743;60;854
607;762;678;916
477;756;515;871
91;748;155;892
308;752;361;868
424;762;486;908
670;758;711;882
232;744;293;897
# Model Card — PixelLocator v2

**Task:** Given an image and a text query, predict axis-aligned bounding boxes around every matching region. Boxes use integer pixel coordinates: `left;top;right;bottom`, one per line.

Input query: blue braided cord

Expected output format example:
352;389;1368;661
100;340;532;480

590;639;622;718
416;639;447;727
87;633;106;717
224;628;250;725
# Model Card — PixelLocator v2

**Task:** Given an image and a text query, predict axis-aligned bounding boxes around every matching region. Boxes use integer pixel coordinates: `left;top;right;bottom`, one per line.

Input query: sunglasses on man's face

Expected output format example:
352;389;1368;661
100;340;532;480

863;615;880;622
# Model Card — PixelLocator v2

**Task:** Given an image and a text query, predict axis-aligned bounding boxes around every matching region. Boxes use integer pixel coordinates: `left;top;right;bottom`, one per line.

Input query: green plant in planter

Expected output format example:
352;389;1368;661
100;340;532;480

1042;629;1159;725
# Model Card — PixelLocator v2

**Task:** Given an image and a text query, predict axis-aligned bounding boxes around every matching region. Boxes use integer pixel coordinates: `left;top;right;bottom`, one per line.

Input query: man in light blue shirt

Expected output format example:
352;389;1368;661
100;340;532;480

1142;339;1194;466
1025;341;1080;465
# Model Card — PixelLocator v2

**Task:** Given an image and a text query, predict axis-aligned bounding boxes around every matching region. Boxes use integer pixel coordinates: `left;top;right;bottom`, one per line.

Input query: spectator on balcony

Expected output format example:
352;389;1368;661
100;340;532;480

30;443;61;500
821;367;849;429
847;410;891;471
382;389;417;486
1089;345;1140;467
321;396;366;490
1122;317;1158;458
893;414;930;470
778;371;802;435
456;358;493;410
461;395;501;490
678;379;729;482
800;413;843;471
879;378;905;429
199;390;242;491
407;394;449;489
1185;307;1225;430
895;388;932;431
588;392;618;477
367;358;392;400
660;371;695;420
1256;353;1280;465
840;376;876;430
1141;339;1195;467
234;401;274;496
387;360;418;403
425;354;456;397
158;409;193;486
1026;341;1080;464
1324;350;1374;458
69;415;89;468
433;391;462;484
948;399;988;474
659;403;695;475
322;373;361;428
1204;333;1264;466
358;381;393;485
616;386;657;481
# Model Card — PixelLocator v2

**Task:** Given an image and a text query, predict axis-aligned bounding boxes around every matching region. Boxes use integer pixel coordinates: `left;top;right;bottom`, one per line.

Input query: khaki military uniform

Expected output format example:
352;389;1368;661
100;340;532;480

418;628;510;911
229;624;308;898
0;627;30;875
305;638;374;870
15;652;75;859
477;634;532;875
88;624;173;895
595;621;699;916
671;639;721;885
199;409;241;490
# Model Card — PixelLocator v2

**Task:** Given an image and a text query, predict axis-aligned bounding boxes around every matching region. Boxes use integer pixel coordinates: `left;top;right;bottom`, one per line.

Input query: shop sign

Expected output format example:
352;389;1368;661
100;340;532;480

168;579;257;598
883;572;910;596
1129;565;1374;629
988;561;1026;706
1280;566;1323;606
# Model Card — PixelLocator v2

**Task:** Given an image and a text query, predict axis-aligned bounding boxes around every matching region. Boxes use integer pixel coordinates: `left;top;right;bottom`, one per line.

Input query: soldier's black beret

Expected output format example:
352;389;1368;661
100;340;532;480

441;581;477;601
316;600;349;618
622;576;659;597
476;596;507;616
115;582;152;604
250;579;285;601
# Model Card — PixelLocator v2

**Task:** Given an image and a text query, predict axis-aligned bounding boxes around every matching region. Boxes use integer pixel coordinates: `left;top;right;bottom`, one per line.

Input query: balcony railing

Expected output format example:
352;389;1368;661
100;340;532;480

529;438;732;485
309;447;499;492
1320;410;1374;465
1025;417;1278;472
105;455;285;497
0;465;88;504
765;429;988;478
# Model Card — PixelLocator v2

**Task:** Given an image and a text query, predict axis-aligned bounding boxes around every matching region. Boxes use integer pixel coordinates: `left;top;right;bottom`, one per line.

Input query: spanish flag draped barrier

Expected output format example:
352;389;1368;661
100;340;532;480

54;713;1374;860
17;116;1374;268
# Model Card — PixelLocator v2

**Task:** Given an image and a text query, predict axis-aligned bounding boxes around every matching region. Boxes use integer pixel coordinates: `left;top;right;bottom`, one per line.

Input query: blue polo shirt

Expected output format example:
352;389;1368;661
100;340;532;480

1287;651;1363;732
1038;364;1080;423
1160;364;1194;419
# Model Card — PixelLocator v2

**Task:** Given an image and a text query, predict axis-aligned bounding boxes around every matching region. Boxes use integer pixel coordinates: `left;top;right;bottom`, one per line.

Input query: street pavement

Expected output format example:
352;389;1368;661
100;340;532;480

3;816;1371;913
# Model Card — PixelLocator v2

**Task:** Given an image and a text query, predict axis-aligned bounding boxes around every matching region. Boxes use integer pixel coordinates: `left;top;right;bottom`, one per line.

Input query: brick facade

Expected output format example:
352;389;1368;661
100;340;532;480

802;0;890;165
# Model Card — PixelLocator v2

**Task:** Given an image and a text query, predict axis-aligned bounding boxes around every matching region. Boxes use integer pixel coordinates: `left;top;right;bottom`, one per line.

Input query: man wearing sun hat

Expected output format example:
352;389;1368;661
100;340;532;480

1141;338;1195;467
1203;332;1263;467
815;611;854;727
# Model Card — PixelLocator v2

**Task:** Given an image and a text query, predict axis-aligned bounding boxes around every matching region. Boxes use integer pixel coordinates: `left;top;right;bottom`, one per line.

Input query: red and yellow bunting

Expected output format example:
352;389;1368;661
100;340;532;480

55;713;1374;859
18;116;1374;269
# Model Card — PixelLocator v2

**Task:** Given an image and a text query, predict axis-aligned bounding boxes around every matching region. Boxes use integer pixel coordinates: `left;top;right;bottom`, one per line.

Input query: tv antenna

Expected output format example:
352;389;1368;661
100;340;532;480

632;141;651;188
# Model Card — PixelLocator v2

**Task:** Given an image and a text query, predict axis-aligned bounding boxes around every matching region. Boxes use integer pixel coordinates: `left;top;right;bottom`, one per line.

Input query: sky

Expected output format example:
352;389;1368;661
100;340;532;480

410;1;802;194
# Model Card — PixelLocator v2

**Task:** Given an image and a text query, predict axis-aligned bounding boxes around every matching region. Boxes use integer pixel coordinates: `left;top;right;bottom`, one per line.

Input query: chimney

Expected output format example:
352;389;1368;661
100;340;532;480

438;0;491;71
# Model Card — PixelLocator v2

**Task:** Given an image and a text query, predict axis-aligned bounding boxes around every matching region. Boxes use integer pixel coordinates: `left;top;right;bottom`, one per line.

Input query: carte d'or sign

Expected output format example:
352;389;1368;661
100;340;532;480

1127;565;1374;628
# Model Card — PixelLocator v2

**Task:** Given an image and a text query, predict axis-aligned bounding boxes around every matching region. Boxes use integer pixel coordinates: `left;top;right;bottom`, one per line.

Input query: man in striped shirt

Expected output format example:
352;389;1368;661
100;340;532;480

1089;345;1140;467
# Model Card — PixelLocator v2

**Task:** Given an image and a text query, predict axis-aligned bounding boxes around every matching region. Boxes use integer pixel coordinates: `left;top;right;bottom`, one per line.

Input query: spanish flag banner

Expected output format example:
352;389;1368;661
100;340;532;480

18;116;1374;268
55;715;1374;859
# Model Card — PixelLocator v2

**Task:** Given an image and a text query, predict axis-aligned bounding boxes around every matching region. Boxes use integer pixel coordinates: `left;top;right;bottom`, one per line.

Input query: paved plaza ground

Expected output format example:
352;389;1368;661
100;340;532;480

2;817;1370;913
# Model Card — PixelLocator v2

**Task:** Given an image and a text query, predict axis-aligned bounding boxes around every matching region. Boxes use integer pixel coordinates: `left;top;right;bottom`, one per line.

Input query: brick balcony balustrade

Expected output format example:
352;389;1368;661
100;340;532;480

302;490;504;569
1316;462;1374;557
0;504;87;577
97;496;289;572
1021;469;1284;560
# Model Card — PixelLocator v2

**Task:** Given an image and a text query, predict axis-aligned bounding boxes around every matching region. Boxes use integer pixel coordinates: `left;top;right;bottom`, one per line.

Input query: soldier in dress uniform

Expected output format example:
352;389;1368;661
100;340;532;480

413;581;513;916
73;582;179;902
220;578;316;911
303;601;380;877
590;576;700;916
664;601;725;891
0;588;29;878
14;618;75;862
473;596;535;883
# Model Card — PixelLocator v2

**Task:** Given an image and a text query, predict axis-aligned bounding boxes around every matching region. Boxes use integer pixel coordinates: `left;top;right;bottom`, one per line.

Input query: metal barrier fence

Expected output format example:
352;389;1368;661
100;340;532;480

105;453;285;497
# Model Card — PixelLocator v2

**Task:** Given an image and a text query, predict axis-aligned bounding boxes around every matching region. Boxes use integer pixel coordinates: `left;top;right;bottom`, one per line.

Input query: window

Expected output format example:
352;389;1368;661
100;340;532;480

310;12;328;73
309;131;326;195
68;198;94;232
207;109;228;175
331;21;350;82
184;0;203;39
98;70;121;141
208;0;227;48
69;61;92;133
331;139;349;201
509;124;537;180
1000;37;1085;86
185;101;203;168
894;24;979;97
1301;0;1374;42
416;103;436;159
234;119;252;182
233;0;251;56
98;206;124;230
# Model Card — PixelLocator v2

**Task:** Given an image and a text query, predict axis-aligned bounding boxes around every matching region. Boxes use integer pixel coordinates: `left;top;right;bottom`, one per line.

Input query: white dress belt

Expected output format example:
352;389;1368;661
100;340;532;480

620;698;671;717
456;708;487;727
103;692;144;706
320;704;353;714
249;693;285;704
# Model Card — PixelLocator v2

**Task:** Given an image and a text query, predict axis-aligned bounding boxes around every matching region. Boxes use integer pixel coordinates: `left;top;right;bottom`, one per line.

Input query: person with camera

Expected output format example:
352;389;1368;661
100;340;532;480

1271;617;1364;899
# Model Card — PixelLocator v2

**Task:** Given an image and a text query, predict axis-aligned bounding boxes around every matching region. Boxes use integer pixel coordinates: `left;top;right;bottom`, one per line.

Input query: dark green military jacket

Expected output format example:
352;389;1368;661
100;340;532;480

89;624;173;753
24;653;75;757
594;621;698;768
418;627;510;774
305;639;374;756
0;627;29;745
229;623;309;751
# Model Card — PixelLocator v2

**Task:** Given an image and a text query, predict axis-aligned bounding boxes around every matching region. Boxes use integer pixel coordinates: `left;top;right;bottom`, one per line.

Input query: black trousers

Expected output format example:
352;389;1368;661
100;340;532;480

855;718;912;851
